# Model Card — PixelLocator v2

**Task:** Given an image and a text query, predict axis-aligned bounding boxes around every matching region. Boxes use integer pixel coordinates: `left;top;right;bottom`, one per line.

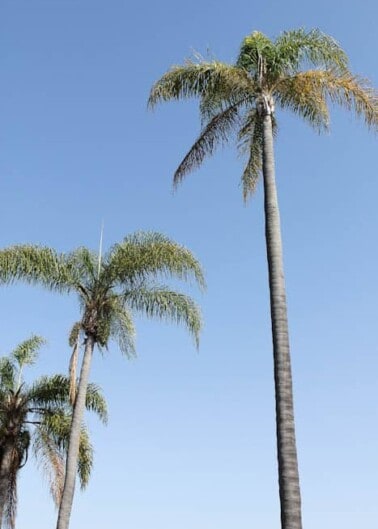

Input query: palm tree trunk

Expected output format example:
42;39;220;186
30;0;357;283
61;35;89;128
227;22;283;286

56;334;95;529
0;442;14;527
262;111;303;529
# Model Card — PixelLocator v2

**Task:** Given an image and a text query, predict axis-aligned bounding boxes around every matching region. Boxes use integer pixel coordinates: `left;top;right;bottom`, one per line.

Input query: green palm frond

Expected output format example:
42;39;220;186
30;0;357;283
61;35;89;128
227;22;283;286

108;301;136;358
274;28;348;73
28;375;70;407
198;82;253;125
126;286;202;348
0;246;75;293
0;358;16;390
174;103;242;187
149;61;252;108
28;374;107;423
238;111;264;201
11;336;45;370
77;428;93;490
64;248;97;289
84;383;108;424
236;31;275;76
106;232;205;290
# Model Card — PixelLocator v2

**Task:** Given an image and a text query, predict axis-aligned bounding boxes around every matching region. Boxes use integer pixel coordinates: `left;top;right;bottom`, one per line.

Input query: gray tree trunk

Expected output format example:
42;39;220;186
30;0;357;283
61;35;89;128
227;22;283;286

56;334;95;529
262;111;303;529
0;442;14;527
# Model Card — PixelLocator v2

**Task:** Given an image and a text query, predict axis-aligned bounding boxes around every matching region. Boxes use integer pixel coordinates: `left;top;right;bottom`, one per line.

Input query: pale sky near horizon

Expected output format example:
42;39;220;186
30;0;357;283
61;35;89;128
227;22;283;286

0;1;377;528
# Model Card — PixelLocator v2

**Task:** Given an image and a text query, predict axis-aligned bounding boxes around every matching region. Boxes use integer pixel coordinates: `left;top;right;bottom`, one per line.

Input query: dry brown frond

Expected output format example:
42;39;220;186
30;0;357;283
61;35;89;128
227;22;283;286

276;69;378;129
68;342;79;406
274;72;330;130
321;70;378;127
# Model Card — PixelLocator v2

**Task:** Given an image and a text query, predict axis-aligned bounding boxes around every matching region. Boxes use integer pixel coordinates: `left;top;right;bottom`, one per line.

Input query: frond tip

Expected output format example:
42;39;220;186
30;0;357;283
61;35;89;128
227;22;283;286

174;103;241;188
108;231;206;291
126;287;202;348
148;61;252;109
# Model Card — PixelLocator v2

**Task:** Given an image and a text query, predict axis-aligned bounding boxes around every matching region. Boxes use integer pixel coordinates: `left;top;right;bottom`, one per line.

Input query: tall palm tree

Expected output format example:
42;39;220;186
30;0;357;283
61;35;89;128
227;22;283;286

148;28;378;529
0;335;107;529
0;231;204;529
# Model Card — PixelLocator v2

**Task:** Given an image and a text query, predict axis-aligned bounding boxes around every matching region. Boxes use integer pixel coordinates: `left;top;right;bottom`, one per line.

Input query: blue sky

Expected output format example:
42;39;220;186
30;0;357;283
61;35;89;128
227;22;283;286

0;1;377;528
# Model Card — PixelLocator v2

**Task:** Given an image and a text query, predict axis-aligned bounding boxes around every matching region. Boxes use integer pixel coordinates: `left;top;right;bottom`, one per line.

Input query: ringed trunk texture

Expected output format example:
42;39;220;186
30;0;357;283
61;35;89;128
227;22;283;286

262;112;303;529
0;442;14;527
56;334;95;529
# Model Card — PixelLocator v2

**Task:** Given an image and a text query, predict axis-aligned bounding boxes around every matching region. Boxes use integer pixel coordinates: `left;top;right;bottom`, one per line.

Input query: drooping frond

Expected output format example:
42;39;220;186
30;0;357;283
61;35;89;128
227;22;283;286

33;425;65;507
174;103;242;187
106;232;205;290
108;301;136;358
35;412;95;492
198;78;253;125
274;72;330;130
84;383;108;424
277;70;378;129
125;286;202;348
274;28;348;74
238;110;264;201
148;61;252;108
11;336;45;370
318;70;378;128
77;428;93;490
0;246;75;293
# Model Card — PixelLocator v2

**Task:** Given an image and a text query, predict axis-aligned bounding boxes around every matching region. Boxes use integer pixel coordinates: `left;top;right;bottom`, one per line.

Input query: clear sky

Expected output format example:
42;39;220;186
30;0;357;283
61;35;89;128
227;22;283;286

0;1;377;528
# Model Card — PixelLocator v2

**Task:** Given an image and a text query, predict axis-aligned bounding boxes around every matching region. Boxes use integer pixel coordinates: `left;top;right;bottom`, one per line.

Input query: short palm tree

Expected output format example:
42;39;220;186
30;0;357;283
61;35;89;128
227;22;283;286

148;28;378;529
0;231;204;529
0;335;107;529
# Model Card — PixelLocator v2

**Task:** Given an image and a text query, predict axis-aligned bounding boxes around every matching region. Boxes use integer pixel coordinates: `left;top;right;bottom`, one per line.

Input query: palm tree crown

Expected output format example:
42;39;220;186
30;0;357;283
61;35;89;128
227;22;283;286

149;28;377;199
0;336;107;529
0;231;204;352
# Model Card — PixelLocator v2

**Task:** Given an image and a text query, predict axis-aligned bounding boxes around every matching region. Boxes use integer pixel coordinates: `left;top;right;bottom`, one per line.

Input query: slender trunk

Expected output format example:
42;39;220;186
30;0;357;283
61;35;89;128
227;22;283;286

262;112;303;529
56;334;95;529
0;442;14;527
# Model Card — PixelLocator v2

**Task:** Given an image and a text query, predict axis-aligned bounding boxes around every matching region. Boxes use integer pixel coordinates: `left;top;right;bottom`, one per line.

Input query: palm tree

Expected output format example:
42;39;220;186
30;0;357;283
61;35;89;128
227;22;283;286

148;28;378;529
0;231;204;529
0;335;107;529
